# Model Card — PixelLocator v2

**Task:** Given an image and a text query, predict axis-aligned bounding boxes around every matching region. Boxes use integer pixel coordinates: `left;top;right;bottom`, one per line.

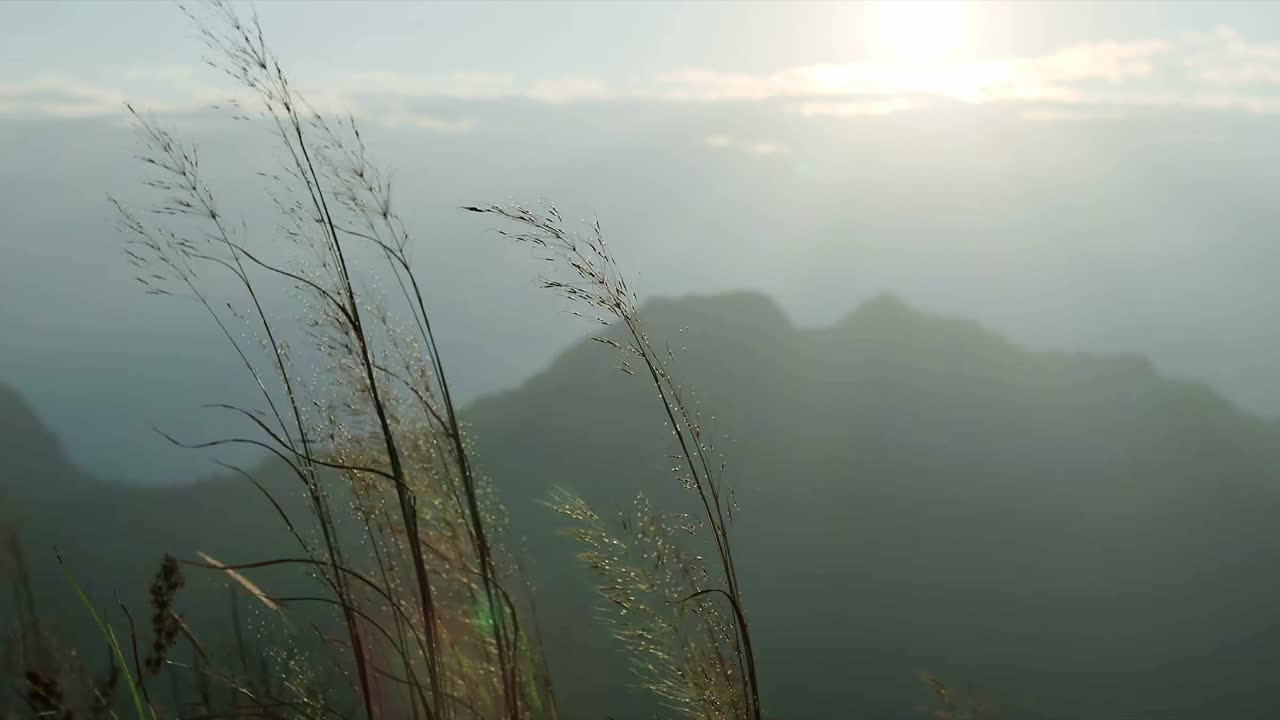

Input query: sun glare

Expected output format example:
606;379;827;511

873;0;973;66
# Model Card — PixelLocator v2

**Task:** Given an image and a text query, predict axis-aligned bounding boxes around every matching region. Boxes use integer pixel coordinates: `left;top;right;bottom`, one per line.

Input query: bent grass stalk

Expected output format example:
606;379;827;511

60;556;155;720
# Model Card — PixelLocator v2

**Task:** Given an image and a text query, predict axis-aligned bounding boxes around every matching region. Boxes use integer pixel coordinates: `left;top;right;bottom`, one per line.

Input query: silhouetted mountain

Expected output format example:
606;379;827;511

0;403;320;684
6;292;1280;719
468;291;1280;720
0;385;97;507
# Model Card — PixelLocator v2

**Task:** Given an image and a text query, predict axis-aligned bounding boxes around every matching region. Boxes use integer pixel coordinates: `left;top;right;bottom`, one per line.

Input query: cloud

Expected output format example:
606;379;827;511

1185;27;1280;86
0;66;611;122
704;134;789;157
334;71;612;104
379;111;475;134
655;40;1169;108
10;27;1280;123
655;31;1280;117
788;97;930;117
0;66;267;120
1020;107;1125;123
745;141;788;156
0;67;258;120
336;71;520;101
1031;40;1168;83
0;74;124;118
527;77;611;104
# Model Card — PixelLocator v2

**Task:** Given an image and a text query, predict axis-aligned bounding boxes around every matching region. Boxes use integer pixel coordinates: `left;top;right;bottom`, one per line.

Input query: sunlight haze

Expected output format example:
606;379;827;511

5;4;1280;717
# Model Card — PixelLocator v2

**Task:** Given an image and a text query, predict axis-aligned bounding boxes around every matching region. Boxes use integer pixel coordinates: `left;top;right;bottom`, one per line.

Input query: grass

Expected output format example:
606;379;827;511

0;2;764;719
462;202;763;720
0;3;995;719
112;7;544;715
61;558;153;720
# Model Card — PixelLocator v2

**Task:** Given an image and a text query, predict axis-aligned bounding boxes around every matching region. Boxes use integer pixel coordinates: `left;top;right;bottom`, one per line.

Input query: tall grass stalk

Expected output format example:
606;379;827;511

112;2;555;717
60;557;155;720
463;204;764;720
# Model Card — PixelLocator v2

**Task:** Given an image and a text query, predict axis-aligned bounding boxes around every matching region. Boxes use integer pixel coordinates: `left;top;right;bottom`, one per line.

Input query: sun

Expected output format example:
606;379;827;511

873;0;973;66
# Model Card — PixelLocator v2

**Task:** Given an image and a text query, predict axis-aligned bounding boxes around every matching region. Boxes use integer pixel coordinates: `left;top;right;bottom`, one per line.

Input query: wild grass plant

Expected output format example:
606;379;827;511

0;4;999;719
461;204;763;720
2;1;767;718
2;530;125;720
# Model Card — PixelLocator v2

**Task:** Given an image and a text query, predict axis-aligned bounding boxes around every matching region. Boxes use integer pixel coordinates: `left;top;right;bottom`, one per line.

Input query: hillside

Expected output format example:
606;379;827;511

0;385;97;508
467;292;1280;719
5;292;1280;719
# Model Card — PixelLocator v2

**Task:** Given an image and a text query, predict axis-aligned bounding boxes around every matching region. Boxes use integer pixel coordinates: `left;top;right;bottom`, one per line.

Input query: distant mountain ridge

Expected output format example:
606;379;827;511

467;290;1280;720
0;384;97;507
5;291;1280;720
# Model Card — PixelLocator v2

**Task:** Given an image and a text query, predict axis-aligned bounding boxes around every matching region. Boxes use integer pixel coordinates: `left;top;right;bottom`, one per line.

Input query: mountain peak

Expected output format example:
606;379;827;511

858;291;915;313
0;383;96;505
0;384;67;464
841;292;940;326
833;292;993;344
637;290;791;332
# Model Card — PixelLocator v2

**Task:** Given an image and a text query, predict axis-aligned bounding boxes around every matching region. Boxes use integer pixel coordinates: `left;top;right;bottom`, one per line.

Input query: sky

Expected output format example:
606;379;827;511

6;0;1280;483
12;1;1280;119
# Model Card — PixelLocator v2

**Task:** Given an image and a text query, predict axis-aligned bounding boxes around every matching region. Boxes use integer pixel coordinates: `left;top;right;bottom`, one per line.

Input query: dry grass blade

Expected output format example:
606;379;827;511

472;203;763;720
196;552;281;613
108;3;560;719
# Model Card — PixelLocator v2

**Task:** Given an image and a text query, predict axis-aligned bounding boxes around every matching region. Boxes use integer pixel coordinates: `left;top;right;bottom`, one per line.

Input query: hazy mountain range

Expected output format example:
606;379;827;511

5;292;1280;719
8;101;1280;487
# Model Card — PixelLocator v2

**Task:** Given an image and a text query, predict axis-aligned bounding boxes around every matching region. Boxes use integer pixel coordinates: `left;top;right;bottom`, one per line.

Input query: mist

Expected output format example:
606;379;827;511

5;2;1280;719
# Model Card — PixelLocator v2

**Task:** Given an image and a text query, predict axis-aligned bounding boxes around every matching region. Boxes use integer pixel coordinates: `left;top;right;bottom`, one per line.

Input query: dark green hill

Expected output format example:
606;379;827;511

6;292;1280;719
467;291;1280;720
0;385;97;507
